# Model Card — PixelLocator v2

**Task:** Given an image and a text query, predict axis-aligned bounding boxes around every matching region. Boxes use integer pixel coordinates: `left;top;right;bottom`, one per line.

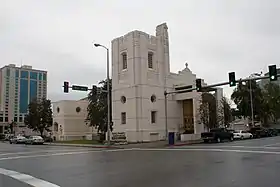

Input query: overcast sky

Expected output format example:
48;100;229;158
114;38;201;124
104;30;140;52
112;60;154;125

1;0;279;102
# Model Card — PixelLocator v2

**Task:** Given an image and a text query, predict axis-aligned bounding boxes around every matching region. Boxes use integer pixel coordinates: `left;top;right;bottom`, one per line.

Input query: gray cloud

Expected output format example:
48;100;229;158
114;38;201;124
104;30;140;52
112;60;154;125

1;0;280;100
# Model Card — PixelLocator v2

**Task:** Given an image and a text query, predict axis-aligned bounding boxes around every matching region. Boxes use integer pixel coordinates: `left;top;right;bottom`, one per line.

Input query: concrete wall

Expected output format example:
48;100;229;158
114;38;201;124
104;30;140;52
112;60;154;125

52;99;96;141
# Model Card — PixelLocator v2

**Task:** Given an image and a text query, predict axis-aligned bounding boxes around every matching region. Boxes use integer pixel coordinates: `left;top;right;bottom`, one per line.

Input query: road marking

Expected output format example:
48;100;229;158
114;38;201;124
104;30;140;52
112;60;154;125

178;145;280;150
132;148;280;155
0;168;60;187
264;142;280;147
0;148;94;157
0;148;133;161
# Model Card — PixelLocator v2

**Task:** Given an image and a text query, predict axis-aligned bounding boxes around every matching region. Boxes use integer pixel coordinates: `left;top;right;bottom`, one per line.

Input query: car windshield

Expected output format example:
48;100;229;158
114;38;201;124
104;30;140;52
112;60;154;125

32;136;42;139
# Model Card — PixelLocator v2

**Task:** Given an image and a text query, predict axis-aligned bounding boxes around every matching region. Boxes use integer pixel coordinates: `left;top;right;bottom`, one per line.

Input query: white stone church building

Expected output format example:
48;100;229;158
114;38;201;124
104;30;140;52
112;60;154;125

111;23;223;143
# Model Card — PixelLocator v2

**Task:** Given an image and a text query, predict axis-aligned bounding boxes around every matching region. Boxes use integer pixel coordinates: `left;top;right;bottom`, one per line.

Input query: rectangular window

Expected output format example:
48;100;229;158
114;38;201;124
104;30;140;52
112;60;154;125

14;117;17;122
20;71;28;78
43;73;47;81
19;117;23;122
39;73;42;80
122;53;127;70
0;117;3;122
121;112;126;124
151;111;157;124
148;53;153;69
20;79;28;113
30;80;38;101
6;68;10;77
16;70;19;78
30;72;38;80
4;117;8;122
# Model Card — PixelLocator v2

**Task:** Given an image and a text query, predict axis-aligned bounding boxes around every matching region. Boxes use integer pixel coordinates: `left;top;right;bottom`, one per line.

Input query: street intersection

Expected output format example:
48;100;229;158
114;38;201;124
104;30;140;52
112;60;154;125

1;137;280;187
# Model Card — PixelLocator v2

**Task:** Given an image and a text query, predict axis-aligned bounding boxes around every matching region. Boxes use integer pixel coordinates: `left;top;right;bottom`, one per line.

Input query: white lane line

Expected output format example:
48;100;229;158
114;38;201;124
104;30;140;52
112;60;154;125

133;148;280;155
0;148;133;161
0;148;94;157
264;142;280;147
0;168;60;187
178;145;280;150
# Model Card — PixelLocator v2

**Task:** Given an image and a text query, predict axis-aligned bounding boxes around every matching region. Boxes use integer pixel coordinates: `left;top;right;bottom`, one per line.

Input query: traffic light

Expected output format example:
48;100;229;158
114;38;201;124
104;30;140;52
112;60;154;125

63;81;69;93
91;85;98;95
196;79;202;92
268;65;277;81
228;72;236;87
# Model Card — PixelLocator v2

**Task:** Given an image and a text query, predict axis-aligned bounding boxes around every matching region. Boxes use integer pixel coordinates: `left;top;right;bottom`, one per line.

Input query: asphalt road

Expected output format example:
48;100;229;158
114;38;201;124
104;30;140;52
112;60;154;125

1;137;280;187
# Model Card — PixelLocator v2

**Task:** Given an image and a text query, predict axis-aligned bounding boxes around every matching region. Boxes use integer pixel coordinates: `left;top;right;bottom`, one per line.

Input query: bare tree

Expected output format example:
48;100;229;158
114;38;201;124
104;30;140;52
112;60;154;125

217;96;233;128
199;102;210;130
198;93;218;130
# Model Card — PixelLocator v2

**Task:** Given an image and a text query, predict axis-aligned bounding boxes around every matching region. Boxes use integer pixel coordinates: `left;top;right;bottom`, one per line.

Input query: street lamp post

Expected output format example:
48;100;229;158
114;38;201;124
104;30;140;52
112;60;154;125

94;43;111;145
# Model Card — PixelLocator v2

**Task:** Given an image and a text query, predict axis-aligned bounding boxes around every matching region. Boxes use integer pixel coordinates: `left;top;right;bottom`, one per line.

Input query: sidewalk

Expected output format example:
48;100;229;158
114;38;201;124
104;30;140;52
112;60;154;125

45;139;203;149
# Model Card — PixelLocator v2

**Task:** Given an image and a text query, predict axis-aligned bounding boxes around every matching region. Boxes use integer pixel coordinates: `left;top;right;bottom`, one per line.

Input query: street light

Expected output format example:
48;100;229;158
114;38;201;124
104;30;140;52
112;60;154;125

93;43;111;145
249;72;262;126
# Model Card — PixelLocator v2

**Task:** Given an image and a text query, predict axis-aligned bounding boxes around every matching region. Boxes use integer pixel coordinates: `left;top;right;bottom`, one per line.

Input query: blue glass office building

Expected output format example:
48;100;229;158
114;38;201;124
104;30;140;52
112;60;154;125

0;64;47;129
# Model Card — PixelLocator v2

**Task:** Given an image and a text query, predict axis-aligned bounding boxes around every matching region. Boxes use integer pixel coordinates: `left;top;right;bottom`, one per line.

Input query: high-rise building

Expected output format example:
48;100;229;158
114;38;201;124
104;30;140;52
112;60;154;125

0;64;47;134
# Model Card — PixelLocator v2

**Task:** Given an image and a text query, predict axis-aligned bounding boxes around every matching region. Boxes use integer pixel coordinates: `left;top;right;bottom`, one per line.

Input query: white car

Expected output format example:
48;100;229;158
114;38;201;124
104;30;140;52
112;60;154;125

9;136;27;144
25;136;44;145
234;130;253;140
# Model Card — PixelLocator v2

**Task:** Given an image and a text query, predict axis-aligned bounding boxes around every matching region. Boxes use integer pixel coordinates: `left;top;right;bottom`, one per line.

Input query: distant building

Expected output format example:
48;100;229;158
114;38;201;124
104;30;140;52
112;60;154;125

0;64;47;134
52;99;97;141
111;23;224;142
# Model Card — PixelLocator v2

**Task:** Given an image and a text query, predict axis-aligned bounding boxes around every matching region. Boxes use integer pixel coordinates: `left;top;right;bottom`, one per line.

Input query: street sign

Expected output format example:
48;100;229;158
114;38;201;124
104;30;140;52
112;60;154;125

72;85;88;91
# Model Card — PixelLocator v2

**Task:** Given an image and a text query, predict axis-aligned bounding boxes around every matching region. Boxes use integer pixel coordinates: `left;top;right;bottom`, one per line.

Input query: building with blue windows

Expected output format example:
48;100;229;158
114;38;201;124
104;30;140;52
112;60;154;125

0;64;47;134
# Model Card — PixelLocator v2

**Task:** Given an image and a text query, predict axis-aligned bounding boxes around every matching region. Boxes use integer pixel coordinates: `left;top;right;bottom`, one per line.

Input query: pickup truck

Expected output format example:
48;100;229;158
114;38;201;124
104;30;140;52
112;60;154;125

201;128;234;143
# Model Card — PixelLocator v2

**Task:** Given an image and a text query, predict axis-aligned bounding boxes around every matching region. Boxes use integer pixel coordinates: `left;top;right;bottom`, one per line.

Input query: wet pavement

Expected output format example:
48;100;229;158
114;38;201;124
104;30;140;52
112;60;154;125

1;137;280;187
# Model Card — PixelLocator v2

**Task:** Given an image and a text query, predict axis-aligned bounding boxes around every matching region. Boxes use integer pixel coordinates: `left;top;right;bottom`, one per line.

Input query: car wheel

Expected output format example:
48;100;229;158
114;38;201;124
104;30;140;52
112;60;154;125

230;136;234;141
216;137;221;143
250;135;253;139
241;136;244;140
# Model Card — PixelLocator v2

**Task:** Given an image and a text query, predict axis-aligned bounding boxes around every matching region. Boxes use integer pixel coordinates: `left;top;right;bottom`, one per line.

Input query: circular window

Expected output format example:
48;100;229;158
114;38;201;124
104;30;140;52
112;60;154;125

76;107;81;113
151;95;156;102
56;107;60;113
121;96;126;104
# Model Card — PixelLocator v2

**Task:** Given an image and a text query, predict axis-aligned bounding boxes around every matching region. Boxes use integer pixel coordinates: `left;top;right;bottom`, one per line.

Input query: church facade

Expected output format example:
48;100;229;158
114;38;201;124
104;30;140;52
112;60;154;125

111;23;223;142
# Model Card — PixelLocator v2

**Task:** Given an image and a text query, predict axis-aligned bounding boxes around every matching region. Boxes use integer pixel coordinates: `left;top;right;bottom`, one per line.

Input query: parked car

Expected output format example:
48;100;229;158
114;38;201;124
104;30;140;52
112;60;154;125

267;128;278;136
201;128;234;143
5;134;14;141
248;127;267;138
233;130;253;139
42;135;53;142
9;136;27;144
0;134;5;140
25;136;44;145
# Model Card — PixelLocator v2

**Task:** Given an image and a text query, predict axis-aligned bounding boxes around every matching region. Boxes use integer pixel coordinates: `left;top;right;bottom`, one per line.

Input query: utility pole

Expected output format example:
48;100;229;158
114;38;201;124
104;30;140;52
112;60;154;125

164;91;168;140
248;72;262;126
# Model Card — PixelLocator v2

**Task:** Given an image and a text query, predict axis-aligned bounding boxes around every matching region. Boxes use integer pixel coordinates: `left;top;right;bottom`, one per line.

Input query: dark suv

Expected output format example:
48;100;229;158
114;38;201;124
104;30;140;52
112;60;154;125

249;127;267;138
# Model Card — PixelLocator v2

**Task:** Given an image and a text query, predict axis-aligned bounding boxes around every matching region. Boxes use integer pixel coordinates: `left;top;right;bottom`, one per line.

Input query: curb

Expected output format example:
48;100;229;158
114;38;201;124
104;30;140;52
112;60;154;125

167;140;203;147
44;143;123;149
